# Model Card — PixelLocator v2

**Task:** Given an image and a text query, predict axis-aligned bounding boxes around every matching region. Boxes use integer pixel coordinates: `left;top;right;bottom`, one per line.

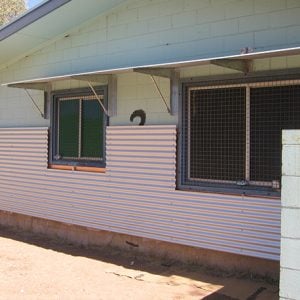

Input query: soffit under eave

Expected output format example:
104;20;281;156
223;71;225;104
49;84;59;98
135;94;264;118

0;0;127;68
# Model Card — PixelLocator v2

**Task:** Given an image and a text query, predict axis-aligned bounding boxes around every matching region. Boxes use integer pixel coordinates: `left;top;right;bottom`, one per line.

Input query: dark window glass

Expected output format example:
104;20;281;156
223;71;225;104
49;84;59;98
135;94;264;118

189;87;246;182
250;85;300;182
81;99;103;158
54;91;105;166
59;99;80;158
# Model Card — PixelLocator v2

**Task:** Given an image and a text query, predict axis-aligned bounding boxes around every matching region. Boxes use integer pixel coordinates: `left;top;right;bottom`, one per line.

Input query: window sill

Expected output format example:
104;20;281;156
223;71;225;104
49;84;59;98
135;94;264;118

178;183;281;199
48;164;106;173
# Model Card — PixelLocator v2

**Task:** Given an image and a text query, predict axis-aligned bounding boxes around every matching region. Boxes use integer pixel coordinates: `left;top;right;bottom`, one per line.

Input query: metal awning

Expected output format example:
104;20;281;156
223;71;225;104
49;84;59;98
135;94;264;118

3;46;300;119
3;46;300;90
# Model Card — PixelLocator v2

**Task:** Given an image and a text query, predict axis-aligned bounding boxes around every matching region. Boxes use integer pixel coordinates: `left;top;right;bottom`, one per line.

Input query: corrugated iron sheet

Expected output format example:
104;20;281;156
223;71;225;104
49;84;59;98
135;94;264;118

0;126;281;260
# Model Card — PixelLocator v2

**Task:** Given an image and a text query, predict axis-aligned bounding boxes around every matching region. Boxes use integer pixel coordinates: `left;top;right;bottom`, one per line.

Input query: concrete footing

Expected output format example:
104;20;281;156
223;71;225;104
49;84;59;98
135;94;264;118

0;210;279;280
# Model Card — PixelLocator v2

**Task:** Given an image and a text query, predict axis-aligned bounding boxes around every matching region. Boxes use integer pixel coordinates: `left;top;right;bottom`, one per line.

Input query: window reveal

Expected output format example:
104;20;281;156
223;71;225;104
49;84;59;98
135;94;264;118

182;82;300;193
52;89;106;167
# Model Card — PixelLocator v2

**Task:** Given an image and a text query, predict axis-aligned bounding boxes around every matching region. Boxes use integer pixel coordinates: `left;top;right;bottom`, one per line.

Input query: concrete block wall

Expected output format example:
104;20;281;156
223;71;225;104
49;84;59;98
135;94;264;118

1;0;300;127
111;73;176;125
280;130;300;300
7;0;300;79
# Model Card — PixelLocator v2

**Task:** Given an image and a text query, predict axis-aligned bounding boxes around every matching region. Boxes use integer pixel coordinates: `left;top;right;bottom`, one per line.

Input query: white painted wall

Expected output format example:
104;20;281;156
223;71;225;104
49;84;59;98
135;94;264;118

280;130;300;300
1;0;300;126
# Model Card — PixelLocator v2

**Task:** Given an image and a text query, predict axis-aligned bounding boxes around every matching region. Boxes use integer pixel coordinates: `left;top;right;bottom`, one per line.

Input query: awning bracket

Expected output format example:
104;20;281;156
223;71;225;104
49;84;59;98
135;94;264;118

87;81;110;117
71;74;110;84
133;67;173;78
24;89;44;118
150;75;171;114
211;59;252;74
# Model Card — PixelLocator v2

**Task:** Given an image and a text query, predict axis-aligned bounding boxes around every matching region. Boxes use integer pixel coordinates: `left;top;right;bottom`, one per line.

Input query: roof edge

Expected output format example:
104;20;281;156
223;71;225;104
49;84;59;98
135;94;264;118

0;0;71;42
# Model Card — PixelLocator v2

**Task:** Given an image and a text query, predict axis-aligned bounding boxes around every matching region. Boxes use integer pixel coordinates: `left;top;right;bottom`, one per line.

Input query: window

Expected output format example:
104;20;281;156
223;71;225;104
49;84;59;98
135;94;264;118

51;87;107;168
181;81;300;195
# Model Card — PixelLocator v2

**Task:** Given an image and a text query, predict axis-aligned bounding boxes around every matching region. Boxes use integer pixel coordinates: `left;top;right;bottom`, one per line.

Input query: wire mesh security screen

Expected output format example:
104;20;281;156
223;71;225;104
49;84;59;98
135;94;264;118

182;81;300;193
189;87;246;182
250;85;300;183
57;95;104;162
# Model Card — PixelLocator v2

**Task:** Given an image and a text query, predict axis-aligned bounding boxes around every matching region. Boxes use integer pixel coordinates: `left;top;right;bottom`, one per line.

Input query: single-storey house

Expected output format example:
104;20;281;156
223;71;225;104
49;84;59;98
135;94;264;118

1;0;300;281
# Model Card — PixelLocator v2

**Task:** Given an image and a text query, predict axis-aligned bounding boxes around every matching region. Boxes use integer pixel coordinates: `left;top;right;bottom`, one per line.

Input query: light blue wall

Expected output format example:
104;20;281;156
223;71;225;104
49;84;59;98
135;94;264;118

1;0;300;126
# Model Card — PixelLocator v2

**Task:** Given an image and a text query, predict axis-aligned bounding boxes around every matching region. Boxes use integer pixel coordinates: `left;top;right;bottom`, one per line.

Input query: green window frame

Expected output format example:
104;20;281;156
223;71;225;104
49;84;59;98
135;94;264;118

51;87;107;167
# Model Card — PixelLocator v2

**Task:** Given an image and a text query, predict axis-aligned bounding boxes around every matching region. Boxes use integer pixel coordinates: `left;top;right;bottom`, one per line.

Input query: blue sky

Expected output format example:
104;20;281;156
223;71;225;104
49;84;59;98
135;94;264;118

27;0;44;9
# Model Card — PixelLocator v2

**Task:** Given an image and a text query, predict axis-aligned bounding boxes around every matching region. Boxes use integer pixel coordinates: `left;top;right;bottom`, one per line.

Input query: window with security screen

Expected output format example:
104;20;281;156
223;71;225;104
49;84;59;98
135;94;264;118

51;87;106;167
189;87;246;183
181;81;300;194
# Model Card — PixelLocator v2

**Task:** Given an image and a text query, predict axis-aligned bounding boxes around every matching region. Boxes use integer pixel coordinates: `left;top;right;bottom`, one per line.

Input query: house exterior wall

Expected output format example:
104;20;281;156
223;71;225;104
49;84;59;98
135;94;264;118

1;0;300;127
280;130;300;299
0;0;299;265
0;126;281;261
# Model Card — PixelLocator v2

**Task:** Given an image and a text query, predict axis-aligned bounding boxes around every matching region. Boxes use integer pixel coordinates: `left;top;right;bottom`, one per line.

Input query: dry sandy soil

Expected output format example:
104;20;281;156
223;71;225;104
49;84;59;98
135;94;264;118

0;225;278;300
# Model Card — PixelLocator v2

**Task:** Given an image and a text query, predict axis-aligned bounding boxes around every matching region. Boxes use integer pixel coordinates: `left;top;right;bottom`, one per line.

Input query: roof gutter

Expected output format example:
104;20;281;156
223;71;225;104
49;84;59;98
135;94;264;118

0;0;71;42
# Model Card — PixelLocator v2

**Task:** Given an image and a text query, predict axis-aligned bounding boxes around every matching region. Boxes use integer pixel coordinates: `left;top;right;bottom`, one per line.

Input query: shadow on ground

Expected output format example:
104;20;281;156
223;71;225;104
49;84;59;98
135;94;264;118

0;225;278;299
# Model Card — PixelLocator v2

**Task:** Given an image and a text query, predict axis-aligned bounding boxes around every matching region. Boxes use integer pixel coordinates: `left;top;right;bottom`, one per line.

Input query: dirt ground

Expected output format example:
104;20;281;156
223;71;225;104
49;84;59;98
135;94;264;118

0;226;278;300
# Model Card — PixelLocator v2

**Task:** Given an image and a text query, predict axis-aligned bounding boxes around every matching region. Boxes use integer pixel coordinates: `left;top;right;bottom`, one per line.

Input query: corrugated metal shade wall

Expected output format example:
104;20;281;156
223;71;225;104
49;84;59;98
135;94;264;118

0;126;281;260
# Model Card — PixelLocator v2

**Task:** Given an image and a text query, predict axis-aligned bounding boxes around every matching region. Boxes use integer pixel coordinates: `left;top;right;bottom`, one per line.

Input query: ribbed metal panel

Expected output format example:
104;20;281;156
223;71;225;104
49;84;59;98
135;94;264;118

0;126;281;260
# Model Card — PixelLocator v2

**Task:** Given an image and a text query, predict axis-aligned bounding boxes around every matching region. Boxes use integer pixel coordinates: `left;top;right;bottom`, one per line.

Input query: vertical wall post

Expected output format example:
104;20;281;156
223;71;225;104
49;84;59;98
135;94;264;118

280;130;300;299
170;70;179;115
108;75;117;117
44;84;52;119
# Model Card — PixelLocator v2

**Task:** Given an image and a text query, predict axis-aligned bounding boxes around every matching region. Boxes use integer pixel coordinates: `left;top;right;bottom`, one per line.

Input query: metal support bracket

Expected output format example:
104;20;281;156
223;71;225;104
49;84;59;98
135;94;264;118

87;81;110;117
20;82;52;119
133;67;174;78
10;82;51;90
150;75;171;114
133;67;179;115
72;74;117;117
211;59;253;74
71;74;110;84
24;89;45;118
